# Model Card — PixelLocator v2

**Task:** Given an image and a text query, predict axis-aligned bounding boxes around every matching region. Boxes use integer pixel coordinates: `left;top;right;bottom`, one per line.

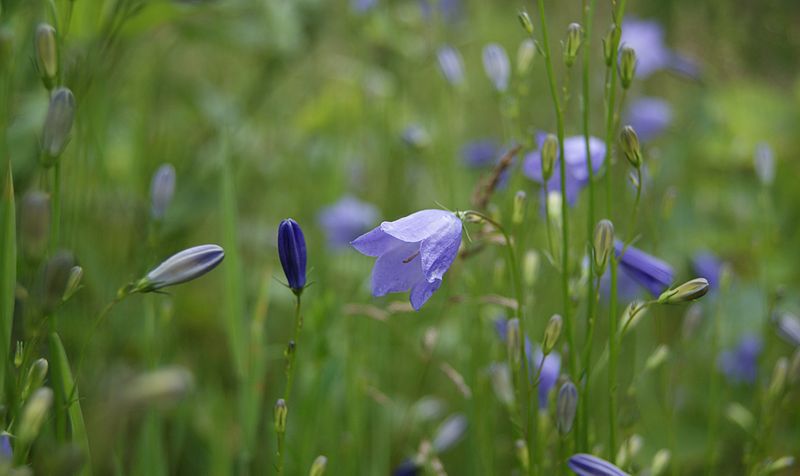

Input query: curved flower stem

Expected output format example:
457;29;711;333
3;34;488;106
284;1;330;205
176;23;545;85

276;293;303;475
50;162;61;253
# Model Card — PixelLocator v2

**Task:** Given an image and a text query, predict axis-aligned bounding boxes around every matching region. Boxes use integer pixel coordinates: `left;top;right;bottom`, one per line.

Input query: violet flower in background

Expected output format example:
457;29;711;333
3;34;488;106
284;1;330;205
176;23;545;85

351;209;462;310
393;460;420;476
625;97;672;142
691;251;722;291
401;123;431;149
615;241;674;297
437;45;465;87
719;334;762;384
754;142;775;186
150;163;176;220
420;0;461;23
621;17;699;79
774;312;800;348
461;139;499;169
278;219;308;294
351;0;377;13
482;43;510;92
318;196;379;249
568;453;630;476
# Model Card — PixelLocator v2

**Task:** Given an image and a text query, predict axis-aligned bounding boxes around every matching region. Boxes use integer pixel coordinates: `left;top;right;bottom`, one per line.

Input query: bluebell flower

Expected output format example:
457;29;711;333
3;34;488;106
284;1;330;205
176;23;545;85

754;142;775;186
494;318;561;408
522;133;606;207
615;241;674;297
318;196;379;249
437;45;465;86
482;43;510;92
568;453;630;476
278;219;308;293
774;312;800;348
461;140;499;169
691;251;722;291
351;210;462;310
719;334;762;384
621;17;698;79
150;163;176;220
136;244;225;292
625;97;672;142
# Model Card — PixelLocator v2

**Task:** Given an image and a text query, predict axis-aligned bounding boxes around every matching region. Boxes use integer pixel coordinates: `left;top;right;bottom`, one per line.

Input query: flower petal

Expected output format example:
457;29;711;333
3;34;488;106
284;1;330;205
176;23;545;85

420;216;462;281
381;209;457;243
351;227;401;257
371;241;425;296
410;278;442;311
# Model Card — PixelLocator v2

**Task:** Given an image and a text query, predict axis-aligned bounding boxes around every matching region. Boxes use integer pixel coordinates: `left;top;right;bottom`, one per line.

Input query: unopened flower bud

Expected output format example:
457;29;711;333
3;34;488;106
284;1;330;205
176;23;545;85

523;250;540;287
563;23;582;67
506;318;521;367
619;46;637;89
432;414;467;453
517;39;536;75
512;191;527;225
556;380;577;434
278;219;307;294
616;434;642;468
21;358;48;401
123;366;194;407
41;87;75;166
18;387;53;446
150;164;176;220
14;342;24;368
764;456;795;474
62;265;83;302
134;244;224;293
274;399;288;434
619;126;642;168
518;11;534;35
725;402;754;431
19;190;50;259
41;250;77;313
541;134;558;181
35;24;58;90
651;449;671;476
309;455;327;476
593;219;614;275
482;44;510;92
645;345;669;371
768;357;788;398
542;314;562;355
602;25;616;66
657;278;709;304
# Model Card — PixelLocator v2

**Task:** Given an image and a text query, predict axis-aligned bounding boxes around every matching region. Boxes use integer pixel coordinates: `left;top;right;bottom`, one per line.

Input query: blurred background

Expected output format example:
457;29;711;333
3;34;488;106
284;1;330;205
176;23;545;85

1;0;800;474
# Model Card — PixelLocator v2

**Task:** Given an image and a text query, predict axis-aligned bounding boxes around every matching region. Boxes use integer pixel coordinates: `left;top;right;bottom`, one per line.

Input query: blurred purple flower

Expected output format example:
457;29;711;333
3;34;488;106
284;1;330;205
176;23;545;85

568;453;629;476
719;334;762;384
522;134;605;207
351;0;377;13
461;140;499;169
774;312;800;348
482;43;510;92
615;241;674;297
393;460;420;476
437;45;465;86
150;163;176;220
351;210;462;310
420;0;461;22
625;97;672;142
401;123;431;149
0;434;10;459
754;142;775;186
318;196;379;249
691;251;722;291
621;17;698;79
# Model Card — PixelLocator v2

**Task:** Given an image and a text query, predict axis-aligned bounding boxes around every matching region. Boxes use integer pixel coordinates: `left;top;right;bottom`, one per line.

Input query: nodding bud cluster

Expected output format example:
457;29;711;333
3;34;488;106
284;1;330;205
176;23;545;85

517;39;536;75
274;399;288;434
309;456;328;476
122;366;194;408
542;314;562;355
563;23;582;67
619;126;642;168
20;190;50;259
518;11;534;35
278;218;308;294
593;219;614;275
134;244;224;293
541;134;559;181
602;26;616;67
506;318;521;367
768;357;788;399
18;387;53;447
619;46;637;89
556;380;578;435
35;24;58;90
150;164;176;220
512;191;527;225
41;87;75;166
657;278;709;304
21;358;48;401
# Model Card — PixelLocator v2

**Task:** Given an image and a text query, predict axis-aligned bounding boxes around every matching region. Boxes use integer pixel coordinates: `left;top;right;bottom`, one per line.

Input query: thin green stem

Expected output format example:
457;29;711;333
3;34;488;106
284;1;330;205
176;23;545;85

50;162;61;253
276;294;303;475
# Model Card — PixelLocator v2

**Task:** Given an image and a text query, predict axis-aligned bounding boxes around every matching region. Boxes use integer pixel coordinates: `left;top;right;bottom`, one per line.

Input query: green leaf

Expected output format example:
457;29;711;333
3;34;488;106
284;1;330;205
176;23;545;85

0;162;15;404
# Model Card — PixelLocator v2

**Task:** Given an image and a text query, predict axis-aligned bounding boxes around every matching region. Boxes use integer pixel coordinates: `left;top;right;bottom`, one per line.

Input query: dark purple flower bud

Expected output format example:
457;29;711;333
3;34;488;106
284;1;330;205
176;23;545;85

150;164;176;220
718;334;762;384
393;460;421;476
568;453;630;476
278;219;307;294
615;241;673;297
137;244;224;292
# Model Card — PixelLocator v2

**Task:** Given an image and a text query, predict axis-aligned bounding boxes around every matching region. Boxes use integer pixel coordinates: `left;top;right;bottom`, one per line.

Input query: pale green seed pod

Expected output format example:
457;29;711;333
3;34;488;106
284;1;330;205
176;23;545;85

309;455;327;476
593;219;614;275
541;134;558;181
768;357;788;399
619;126;642;169
21;358;48;402
274;399;288;434
518;11;534;35
542;314;562;355
512;191;527;225
563;23;582;67
18;387;53;446
506;318;521;367
658;278;709;305
35;24;58;90
619;46;637;89
651;449;671;476
41;87;75;166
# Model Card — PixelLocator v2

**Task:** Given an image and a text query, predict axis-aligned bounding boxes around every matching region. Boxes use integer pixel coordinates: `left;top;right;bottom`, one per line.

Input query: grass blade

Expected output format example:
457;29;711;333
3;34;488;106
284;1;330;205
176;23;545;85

0;162;15;404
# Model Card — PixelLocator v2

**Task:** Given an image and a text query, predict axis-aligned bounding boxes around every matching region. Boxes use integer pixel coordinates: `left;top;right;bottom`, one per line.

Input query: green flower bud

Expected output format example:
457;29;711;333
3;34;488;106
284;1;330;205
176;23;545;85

512;191;527;225
657;278;709;305
651;449;671;476
619;125;642;168
518;11;534;35
309;455;327;476
541;134;558;181
523;250;540;287
20;190;50;259
18;387;53;446
62;266;83;302
619;46;637;89
274;399;288;434
517;39;536;75
602;25;616;67
593;219;614;275
725;402;754;431
645;345;670;372
41;87;75;166
563;23;582;68
21;358;48;402
14;341;24;368
35;24;58;90
506;318;521;367
768;357;788;399
542;314;562;355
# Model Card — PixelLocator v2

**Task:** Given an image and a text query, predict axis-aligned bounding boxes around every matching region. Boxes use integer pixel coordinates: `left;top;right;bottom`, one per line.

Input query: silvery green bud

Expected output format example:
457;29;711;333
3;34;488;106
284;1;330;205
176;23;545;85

616;434;642;468
517;39;536;75
619;46;637;89
123;366;194;407
518;11;534;35
62;266;83;301
657;278;709;304
432;414;467;453
274;399;288;434
21;358;48;401
768;357;788;399
19;190;50;259
41;87;75;166
150;164;176;220
593;219;614;275
556;380;577;434
35;24;58;90
506;318;521;367
523;250;540;287
645;345;669;371
764;456;795;474
725;402;754;431
134;244;224;292
18;387;53;446
563;23;582;68
619;126;642;168
541;134;558;181
602;25;616;66
651;449;671;476
620;301;648;335
789;348;800;387
309;455;327;476
509;192;526;226
542;314;562;355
